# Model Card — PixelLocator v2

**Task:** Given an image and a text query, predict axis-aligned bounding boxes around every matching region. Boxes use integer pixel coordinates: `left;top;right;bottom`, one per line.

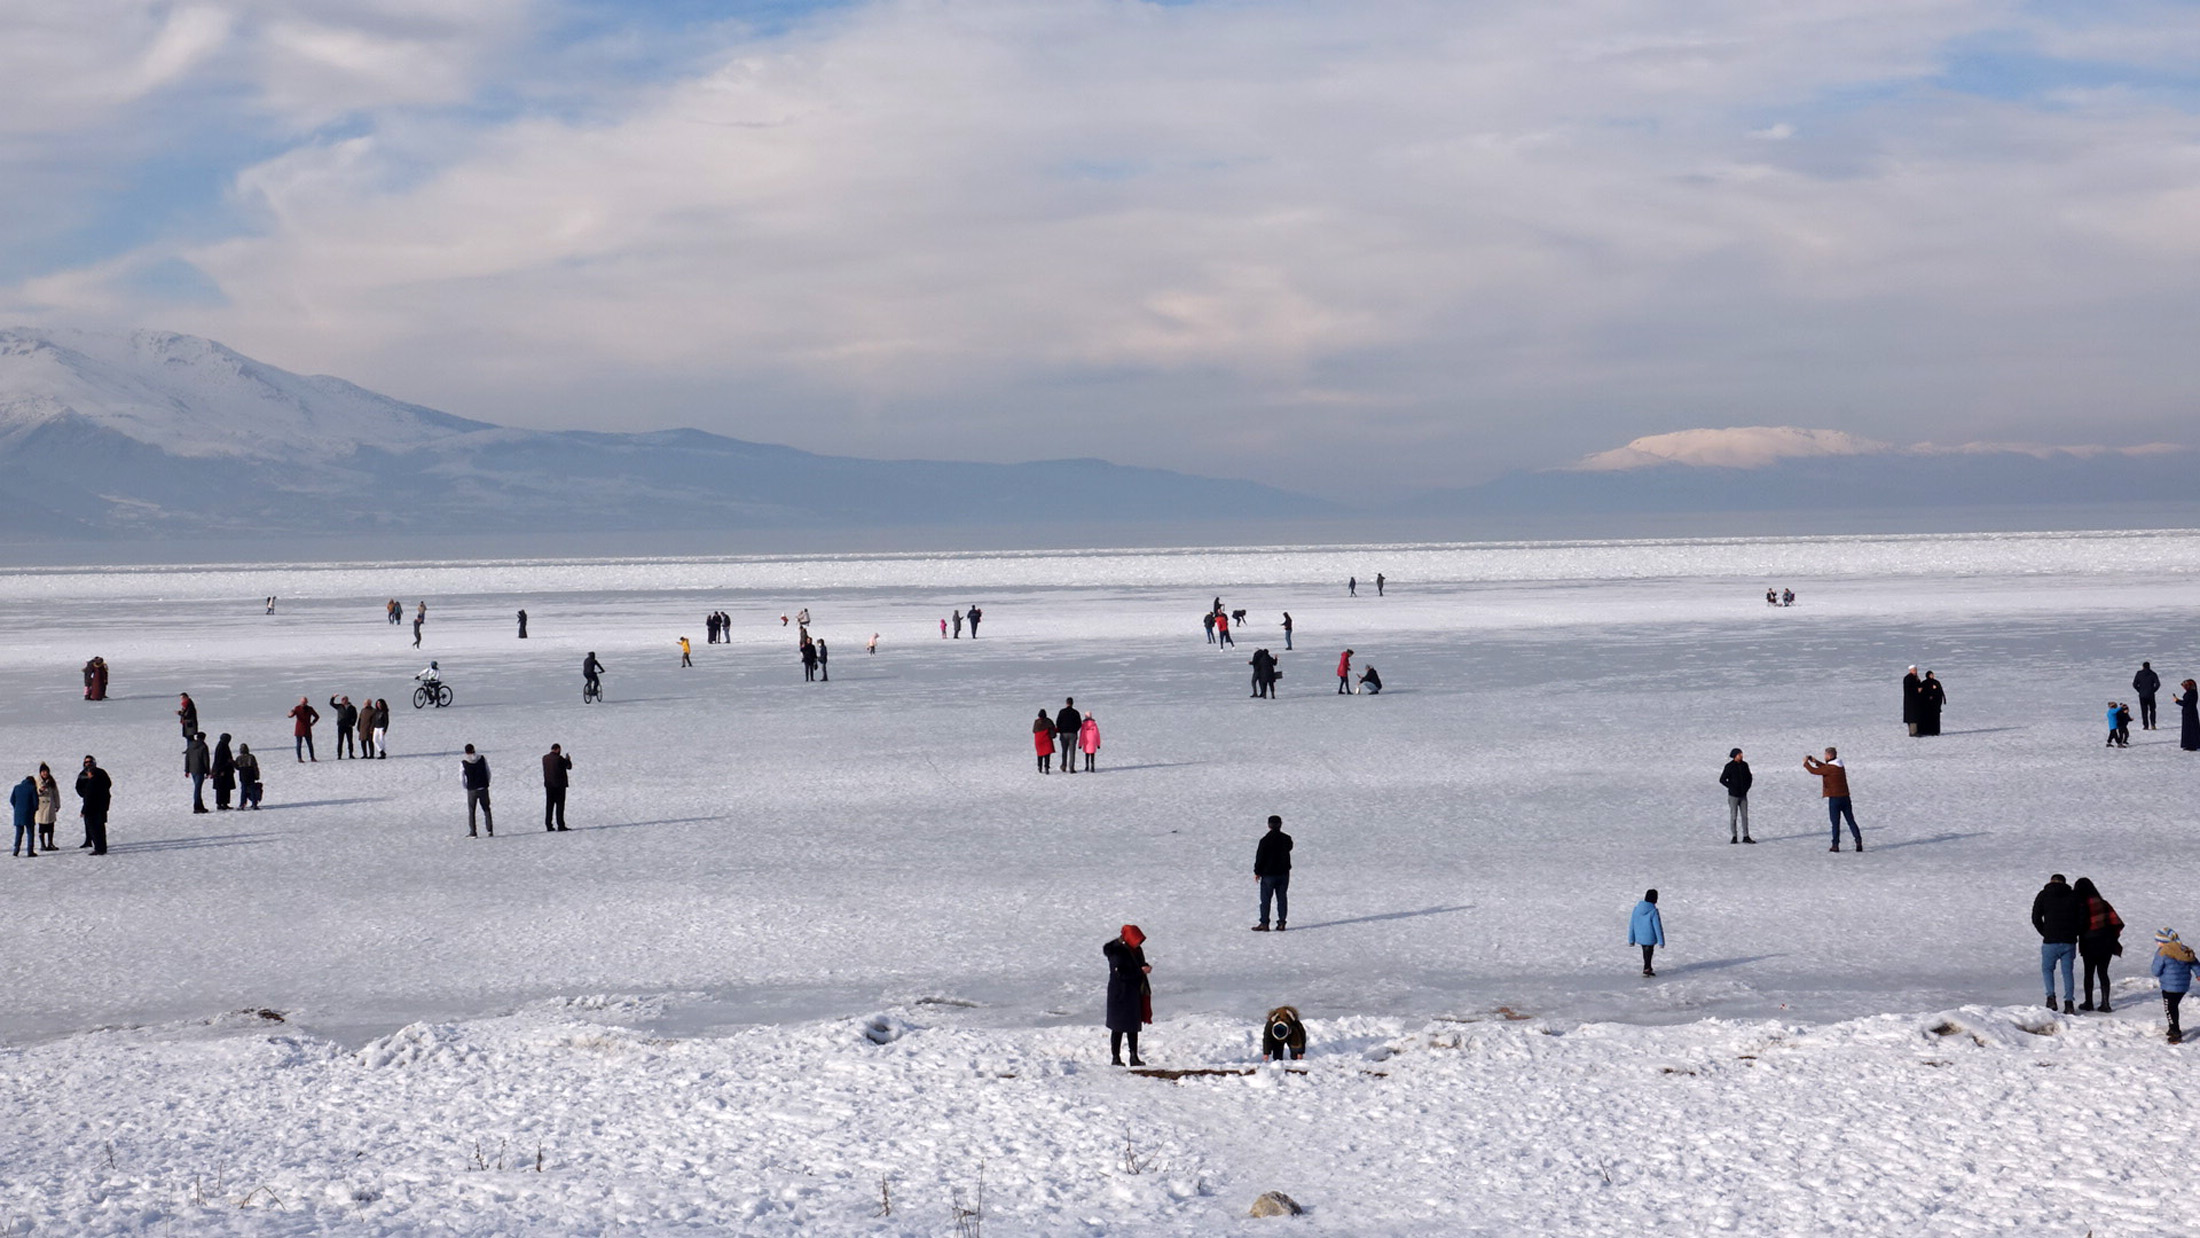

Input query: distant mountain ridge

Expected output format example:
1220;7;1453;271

0;328;1326;538
1409;426;2197;517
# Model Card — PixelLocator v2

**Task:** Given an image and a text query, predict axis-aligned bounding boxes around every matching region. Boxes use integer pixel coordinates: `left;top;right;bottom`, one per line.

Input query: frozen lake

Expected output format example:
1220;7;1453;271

6;527;2200;1234
5;527;2198;1044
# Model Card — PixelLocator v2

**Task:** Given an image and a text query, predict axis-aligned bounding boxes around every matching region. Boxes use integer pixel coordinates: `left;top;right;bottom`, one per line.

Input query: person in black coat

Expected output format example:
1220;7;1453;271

1054;699;1084;775
800;640;817;682
1719;748;1754;844
966;605;982;638
2033;874;2082;1014
328;695;359;759
1253;815;1292;931
1917;671;1946;736
1104;925;1150;1066
184;732;211;813
517;609;529;639
2180;680;2200;752
211;734;236;810
816;639;829;682
1902;667;1921;736
461;744;493;837
542;743;571;832
2135;661;2162;730
75;755;111;855
1248;648;1278;698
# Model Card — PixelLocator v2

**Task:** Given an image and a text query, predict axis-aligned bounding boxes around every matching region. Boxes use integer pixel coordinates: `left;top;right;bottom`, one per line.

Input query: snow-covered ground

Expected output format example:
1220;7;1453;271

3;528;2199;1233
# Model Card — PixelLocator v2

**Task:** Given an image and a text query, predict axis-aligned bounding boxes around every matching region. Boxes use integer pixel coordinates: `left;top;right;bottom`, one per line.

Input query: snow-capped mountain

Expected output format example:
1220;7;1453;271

0;327;1323;539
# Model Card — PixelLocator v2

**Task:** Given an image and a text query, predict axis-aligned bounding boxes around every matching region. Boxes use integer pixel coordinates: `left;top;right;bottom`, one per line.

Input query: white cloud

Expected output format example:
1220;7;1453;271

1570;426;2187;470
8;0;2200;494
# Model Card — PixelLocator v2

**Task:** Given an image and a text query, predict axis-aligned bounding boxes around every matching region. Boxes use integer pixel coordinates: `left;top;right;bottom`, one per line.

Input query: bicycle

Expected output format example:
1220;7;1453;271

583;678;602;703
412;682;453;709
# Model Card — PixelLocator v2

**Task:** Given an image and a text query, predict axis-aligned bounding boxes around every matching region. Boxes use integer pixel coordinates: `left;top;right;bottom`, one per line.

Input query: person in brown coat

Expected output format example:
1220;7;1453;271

542;743;572;831
1803;747;1860;852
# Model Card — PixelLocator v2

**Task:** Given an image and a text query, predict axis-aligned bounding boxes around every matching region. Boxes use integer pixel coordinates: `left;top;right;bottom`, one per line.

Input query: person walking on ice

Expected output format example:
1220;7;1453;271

1053;699;1083;774
1281;611;1293;650
1803;747;1860;851
679;636;692;668
2033;873;2080;1015
1253;815;1292;932
2134;661;2161;730
1630;889;1665;976
2154;929;2195;1043
1720;748;1755;843
289;697;320;762
1033;711;1056;773
2075;876;2123;1011
1078;713;1100;771
461;744;493;837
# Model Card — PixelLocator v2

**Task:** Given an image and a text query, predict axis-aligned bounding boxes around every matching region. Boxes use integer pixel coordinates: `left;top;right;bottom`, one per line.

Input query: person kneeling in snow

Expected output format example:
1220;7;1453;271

1262;1006;1307;1061
1630;890;1665;977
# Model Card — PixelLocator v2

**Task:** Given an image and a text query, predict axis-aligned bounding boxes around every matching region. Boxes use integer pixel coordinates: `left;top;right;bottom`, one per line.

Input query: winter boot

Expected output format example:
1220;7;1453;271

1275;922;1286;932
1251;924;1270;932
2080;1000;2094;1012
1743;836;1756;844
2100;1000;2113;1013
2064;1000;2077;1015
2046;995;2057;1010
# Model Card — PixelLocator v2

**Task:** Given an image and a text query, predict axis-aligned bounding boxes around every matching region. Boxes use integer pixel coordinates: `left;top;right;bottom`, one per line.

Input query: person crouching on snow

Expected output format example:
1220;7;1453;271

1263;1006;1307;1061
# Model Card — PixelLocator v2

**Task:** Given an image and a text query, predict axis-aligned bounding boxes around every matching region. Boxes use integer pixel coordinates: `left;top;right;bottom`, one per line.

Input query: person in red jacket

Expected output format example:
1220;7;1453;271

288;697;320;763
1032;710;1056;774
1336;649;1354;695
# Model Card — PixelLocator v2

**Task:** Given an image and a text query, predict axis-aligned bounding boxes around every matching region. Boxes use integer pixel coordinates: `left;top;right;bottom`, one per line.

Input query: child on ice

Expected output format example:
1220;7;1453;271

1630;890;1665;977
2153;928;2195;1044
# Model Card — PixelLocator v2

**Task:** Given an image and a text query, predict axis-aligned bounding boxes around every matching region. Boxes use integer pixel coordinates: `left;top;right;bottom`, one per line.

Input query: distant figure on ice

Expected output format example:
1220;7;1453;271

1054;699;1084;773
328;696;358;759
1215;612;1234;647
2107;702;2131;748
370;699;391;757
2033;873;2080;1015
1336;649;1354;694
184;731;209;814
1249;648;1278;698
1804;747;1860;852
1203;612;1216;644
866;633;879;655
1376;573;1385;597
1348;576;1357;597
2134;661;2162;730
1262;1006;1307;1061
953;610;964;638
1902;666;1922;736
966;605;982;637
1078;714;1100;771
411;613;424;648
1357;665;1382;695
1104;925;1151;1066
1280;611;1293;650
76;755;111;855
212;734;235;810
12;773;37;858
796;608;810;627
583;653;604;701
939;617;948;639
1782;588;1794;607
542;743;571;832
1253;815;1291;932
2154;929;2195;1043
2074;876;2123;1012
800;639;817;682
265;596;276;614
1916;671;1946;736
386;598;402;624
1231;608;1248;628
1766;588;1778;606
461;744;493;838
82;657;107;701
176;693;198;743
2180;679;2200;751
1630;890;1664;976
1720;748;1755;843
235;744;262;809
680;637;693;668
1033;711;1056;773
815;638;829;682
517;609;528;639
289;697;319;762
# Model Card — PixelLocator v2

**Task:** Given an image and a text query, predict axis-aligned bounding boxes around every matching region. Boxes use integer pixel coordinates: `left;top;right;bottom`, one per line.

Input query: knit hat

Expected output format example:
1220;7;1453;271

2160;928;2182;947
1121;924;1145;947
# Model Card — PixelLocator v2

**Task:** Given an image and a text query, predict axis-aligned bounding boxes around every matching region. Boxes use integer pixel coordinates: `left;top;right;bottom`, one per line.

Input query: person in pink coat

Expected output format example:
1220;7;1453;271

1078;715;1101;772
1336;649;1354;695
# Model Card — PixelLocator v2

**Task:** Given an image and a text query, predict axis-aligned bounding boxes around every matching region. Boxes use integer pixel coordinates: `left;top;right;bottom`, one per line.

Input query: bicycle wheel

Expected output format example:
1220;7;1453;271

434;684;453;708
412;686;430;710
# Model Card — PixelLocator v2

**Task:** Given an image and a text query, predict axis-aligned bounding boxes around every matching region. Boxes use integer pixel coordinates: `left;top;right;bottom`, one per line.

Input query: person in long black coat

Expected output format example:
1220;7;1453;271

2179;680;2200;752
1902;667;1922;736
1917;671;1946;736
75;755;111;855
1103;926;1150;1066
211;734;236;810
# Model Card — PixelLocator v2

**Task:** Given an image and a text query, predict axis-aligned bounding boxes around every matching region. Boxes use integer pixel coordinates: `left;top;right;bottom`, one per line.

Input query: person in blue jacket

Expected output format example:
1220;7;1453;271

1630;889;1665;976
10;774;37;857
2153;928;2195;1044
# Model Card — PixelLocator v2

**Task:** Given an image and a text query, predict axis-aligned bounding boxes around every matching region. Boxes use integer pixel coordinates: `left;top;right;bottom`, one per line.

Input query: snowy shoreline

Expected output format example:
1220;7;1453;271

1;994;2186;1234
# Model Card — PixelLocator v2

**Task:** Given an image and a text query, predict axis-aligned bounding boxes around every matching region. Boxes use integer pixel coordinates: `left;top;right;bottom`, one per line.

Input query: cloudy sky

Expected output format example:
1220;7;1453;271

4;1;2198;496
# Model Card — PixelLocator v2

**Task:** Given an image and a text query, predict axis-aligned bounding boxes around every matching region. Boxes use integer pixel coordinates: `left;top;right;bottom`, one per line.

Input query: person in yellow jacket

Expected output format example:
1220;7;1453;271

679;637;693;668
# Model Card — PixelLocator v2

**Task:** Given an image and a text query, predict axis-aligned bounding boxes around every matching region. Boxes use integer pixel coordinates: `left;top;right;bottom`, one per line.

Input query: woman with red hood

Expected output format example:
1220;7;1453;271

1104;925;1151;1066
1032;710;1056;773
1336;649;1355;695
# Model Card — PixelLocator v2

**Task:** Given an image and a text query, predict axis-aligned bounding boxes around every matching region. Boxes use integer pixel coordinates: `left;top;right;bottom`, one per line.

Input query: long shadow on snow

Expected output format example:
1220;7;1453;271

1871;830;1990;852
106;832;281;854
1934;727;2026;736
1092;762;1203;774
495;815;739;837
1287;905;1473;932
256;797;391;811
1655;953;1784;977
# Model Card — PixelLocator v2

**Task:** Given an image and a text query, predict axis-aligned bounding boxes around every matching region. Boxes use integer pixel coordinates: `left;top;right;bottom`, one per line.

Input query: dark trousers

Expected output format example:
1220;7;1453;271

335;729;355;758
2168;991;2186;1033
241;781;261;809
1827;796;1860;847
296;734;315;761
1059;735;1078;771
1083;751;1095;771
467;789;493;835
1038;752;1051;773
190;773;206;811
1259;874;1289;927
818;662;828;681
1642;945;1656;972
1218;630;1233;646
84;814;107;854
1110;1029;1141;1064
1338;675;1351;694
1284;631;1292;649
544;787;566;830
214;780;232;809
2081;947;2113;1006
2141;694;2158;729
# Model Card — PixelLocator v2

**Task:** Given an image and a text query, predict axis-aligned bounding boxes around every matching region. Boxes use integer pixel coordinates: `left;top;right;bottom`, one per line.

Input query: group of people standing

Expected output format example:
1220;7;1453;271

1032;698;1099;773
704;611;733;643
10;757;115;856
2031;874;2197;1043
941;606;984;639
1900;667;1947;736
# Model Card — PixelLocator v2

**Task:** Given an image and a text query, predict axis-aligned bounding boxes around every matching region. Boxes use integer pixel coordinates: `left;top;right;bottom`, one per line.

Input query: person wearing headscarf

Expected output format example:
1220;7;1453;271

1902;666;1922;736
1103;925;1152;1066
2179;680;2200;752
